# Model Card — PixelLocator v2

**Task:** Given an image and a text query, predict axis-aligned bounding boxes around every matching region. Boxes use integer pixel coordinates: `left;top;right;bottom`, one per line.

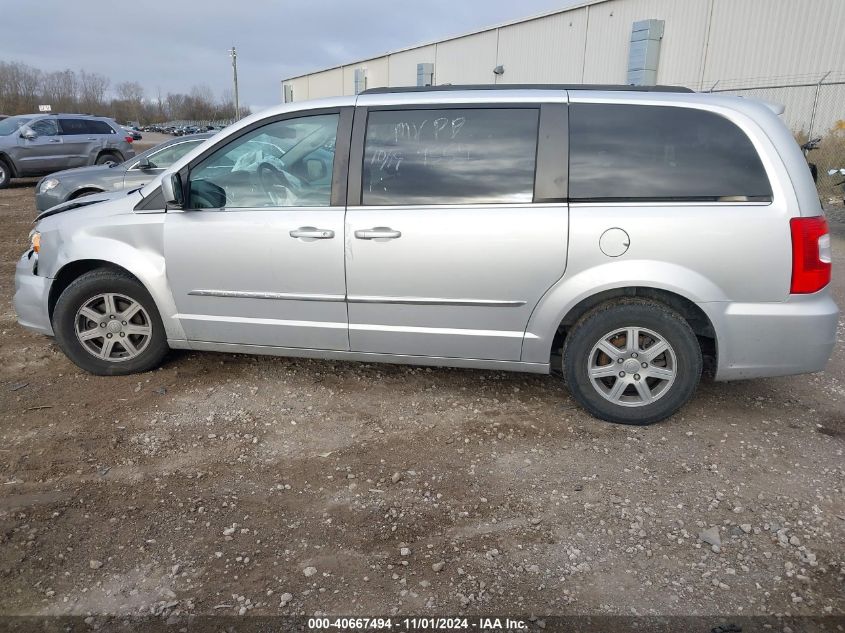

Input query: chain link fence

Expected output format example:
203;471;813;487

705;72;845;206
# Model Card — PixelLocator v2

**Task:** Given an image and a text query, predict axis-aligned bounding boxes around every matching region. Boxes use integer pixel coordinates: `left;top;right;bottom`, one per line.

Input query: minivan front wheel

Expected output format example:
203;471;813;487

562;300;702;425
53;270;168;375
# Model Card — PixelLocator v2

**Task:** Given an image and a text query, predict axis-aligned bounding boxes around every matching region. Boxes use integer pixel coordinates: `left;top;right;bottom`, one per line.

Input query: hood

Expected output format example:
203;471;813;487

45;164;116;180
36;188;140;222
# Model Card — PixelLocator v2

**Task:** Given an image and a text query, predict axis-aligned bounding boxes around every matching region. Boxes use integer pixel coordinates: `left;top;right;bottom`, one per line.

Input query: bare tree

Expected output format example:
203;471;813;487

40;69;78;112
78;70;109;114
0;61;41;113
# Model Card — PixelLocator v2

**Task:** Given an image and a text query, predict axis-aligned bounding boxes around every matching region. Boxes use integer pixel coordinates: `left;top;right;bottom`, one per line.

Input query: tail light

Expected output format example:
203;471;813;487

789;216;831;294
124;136;134;144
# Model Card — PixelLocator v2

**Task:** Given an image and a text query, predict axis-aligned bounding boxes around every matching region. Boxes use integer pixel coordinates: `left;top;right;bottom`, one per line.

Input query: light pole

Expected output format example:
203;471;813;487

228;46;240;120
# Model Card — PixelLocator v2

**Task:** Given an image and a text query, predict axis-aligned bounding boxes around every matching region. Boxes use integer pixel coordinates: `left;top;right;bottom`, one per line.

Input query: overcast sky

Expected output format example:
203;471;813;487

1;0;579;110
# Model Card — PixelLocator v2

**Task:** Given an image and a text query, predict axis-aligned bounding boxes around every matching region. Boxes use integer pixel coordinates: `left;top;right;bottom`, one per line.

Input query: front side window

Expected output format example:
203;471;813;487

138;140;203;170
189;113;338;209
362;108;539;206
569;103;772;202
29;118;58;136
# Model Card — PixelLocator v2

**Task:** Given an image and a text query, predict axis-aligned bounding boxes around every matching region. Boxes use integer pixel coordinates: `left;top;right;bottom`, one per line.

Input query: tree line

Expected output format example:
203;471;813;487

0;60;250;124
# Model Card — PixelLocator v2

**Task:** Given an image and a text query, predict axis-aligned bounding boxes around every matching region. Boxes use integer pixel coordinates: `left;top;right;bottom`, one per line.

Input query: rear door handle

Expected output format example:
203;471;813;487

289;226;335;239
354;227;402;240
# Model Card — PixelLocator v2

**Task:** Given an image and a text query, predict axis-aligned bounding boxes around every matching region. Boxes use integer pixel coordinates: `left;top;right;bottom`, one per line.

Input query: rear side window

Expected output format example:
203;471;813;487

87;120;116;135
569;104;772;202
362;108;539;206
58;118;90;135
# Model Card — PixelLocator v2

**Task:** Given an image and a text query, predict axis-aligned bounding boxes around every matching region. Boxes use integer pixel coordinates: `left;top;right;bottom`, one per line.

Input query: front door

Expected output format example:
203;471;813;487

344;103;569;362
16;118;64;175
165;109;351;350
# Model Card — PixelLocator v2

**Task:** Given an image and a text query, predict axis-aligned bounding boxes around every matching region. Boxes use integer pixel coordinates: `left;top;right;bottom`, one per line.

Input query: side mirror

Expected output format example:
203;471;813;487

21;128;37;140
161;172;184;208
137;158;153;170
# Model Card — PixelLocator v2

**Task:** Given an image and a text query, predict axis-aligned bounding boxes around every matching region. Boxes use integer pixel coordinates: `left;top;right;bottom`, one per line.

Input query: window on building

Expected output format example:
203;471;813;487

362;108;539;206
569;103;772;202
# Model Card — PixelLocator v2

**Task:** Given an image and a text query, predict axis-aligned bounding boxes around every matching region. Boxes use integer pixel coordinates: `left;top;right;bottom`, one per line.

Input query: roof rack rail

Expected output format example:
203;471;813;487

360;84;694;95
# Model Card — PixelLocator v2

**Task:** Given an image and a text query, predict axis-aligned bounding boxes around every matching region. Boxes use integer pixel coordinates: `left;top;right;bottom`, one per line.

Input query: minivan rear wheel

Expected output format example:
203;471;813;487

53;270;169;376
562;299;702;425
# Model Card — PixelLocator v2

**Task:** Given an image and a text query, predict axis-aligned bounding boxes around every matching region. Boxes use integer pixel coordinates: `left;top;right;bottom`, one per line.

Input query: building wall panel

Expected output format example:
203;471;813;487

703;0;845;87
434;30;498;85
284;76;310;102
306;68;343;100
342;57;390;95
495;10;587;83
581;0;710;86
388;45;437;87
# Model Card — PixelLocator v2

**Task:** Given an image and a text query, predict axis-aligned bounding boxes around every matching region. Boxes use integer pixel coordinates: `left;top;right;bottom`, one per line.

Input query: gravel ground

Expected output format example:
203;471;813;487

0;181;843;626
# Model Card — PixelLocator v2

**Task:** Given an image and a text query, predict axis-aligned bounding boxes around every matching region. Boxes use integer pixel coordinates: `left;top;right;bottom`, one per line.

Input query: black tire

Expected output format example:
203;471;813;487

0;158;11;189
53;269;169;376
95;152;121;166
562;299;702;425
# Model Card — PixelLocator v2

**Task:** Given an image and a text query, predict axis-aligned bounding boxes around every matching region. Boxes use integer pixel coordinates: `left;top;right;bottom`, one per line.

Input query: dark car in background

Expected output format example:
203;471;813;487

0;113;135;188
35;133;211;211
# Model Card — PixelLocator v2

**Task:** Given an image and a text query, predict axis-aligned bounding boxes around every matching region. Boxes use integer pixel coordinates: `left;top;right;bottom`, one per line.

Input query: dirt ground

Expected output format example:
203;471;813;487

0;176;843;627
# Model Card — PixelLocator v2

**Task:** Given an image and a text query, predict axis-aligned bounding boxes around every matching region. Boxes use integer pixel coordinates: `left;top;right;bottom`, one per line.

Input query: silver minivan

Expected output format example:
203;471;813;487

14;85;838;425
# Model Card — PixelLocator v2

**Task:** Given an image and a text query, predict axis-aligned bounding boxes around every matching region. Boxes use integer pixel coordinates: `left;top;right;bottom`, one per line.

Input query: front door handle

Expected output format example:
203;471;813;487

49;138;61;143
289;226;335;239
354;227;402;240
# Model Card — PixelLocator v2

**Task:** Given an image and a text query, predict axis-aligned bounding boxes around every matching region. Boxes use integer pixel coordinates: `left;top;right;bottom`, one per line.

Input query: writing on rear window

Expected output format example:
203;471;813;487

362;108;538;206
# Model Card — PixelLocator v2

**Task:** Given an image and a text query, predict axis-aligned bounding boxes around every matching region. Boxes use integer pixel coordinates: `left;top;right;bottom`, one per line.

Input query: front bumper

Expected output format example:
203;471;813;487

703;290;839;381
14;251;54;336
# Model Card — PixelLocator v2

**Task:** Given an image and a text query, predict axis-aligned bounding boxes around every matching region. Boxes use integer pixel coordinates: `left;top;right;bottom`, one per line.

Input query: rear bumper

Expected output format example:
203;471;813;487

702;290;839;381
14;252;54;336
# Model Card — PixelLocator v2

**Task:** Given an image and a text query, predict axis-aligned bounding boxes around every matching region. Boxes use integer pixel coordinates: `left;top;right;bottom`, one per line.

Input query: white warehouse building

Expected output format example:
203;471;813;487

281;0;845;135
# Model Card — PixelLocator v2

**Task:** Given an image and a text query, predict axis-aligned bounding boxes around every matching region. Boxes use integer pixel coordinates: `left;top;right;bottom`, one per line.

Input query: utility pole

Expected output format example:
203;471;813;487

228;46;240;120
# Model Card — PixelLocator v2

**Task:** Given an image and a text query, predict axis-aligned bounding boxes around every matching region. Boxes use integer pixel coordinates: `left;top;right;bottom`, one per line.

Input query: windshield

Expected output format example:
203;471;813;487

0;116;33;136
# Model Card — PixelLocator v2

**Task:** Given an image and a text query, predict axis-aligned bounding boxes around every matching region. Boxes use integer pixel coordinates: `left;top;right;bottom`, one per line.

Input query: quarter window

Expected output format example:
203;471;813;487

362;108;539;206
188;114;338;209
569;104;772;202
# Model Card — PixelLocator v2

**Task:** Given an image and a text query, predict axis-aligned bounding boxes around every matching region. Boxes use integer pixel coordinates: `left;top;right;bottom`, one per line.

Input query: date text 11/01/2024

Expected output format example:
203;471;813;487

307;617;529;630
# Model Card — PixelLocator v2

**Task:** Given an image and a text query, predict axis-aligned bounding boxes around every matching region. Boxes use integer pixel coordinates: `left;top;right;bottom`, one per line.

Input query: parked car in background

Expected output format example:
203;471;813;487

13;86;838;425
35;133;212;211
122;126;142;141
0;113;135;188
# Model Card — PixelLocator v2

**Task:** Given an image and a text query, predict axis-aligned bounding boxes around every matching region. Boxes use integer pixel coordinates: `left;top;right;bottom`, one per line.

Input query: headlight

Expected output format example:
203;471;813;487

39;178;60;193
29;230;41;253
